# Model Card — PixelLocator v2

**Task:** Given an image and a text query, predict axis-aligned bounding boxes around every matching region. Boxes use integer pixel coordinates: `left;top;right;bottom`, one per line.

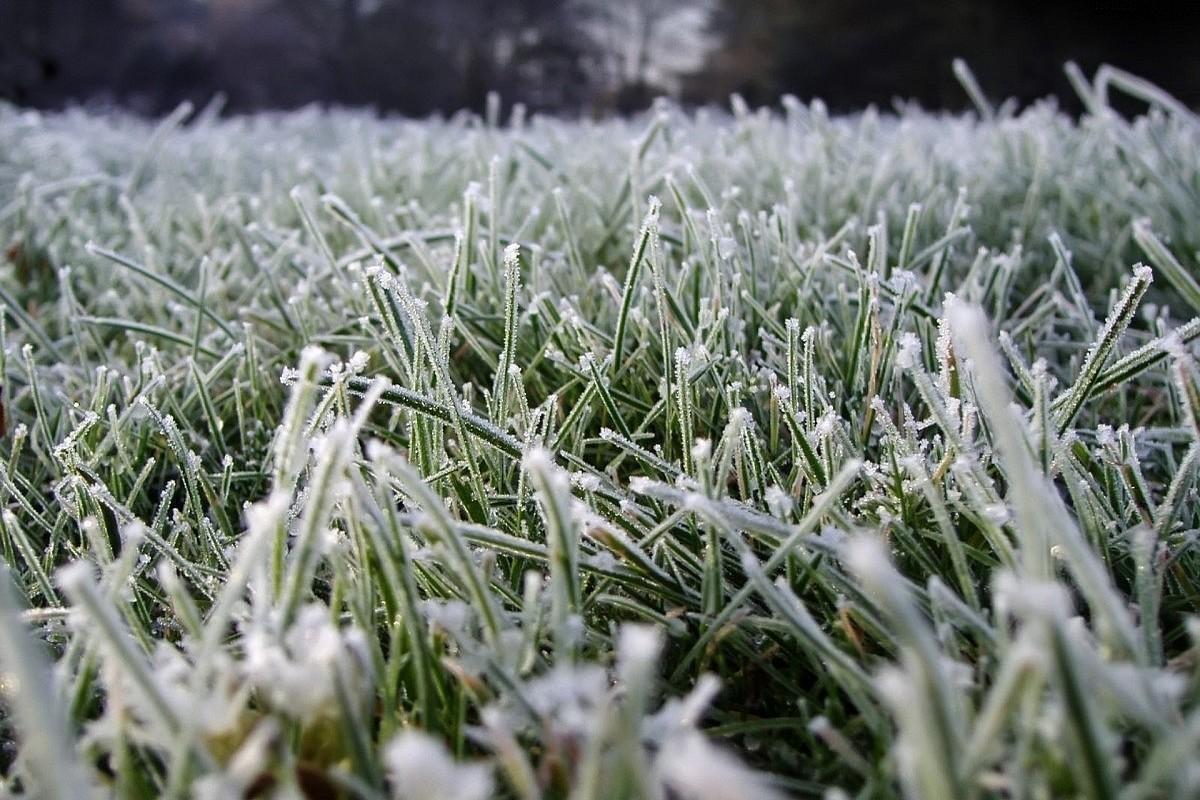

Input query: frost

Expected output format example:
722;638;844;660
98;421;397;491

717;236;737;260
992;572;1073;620
618;623;663;669
4;76;1195;800
587;551;618;571
385;731;492;800
982;503;1011;525
657;731;786;800
348;349;370;373
764;485;793;518
814;411;838;438
570;471;602;492
521;664;609;733
629;476;655;494
895;332;921;369
243;604;369;721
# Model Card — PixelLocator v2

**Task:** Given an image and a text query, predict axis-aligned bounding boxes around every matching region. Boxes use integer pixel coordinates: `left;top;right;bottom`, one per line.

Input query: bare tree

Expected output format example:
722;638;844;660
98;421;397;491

572;0;716;108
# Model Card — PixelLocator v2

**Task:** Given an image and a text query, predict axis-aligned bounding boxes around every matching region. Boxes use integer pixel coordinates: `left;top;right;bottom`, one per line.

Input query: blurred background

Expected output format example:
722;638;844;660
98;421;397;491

1;0;1194;117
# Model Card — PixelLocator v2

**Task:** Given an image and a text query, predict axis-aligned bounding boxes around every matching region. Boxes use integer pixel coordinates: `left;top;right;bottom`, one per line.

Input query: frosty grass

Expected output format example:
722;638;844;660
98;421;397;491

3;65;1200;798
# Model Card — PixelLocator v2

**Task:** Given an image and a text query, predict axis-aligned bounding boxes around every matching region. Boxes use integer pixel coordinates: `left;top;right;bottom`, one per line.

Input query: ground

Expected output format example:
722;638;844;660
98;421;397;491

1;70;1200;798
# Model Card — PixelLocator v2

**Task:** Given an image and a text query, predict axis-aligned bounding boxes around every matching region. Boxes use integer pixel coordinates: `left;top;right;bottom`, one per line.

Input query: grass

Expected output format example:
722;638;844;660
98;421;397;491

2;64;1200;798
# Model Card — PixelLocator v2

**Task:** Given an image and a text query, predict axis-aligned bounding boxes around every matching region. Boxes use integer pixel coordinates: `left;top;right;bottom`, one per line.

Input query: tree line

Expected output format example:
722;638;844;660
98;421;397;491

1;0;1193;116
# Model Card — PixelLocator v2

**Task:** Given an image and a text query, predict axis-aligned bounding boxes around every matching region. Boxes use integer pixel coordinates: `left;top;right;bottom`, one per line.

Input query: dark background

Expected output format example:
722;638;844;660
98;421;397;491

1;0;1195;117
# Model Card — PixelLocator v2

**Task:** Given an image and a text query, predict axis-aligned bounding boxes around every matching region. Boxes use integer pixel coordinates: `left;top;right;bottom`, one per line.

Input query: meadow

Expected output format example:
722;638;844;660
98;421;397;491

2;64;1200;798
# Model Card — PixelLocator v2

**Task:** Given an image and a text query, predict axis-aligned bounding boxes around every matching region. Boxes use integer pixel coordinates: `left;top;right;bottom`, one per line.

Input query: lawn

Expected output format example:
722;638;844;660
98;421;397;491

2;65;1200;798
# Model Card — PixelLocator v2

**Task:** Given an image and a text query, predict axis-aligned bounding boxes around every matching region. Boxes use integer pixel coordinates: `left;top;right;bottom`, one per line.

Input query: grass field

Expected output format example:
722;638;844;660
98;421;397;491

3;65;1200;798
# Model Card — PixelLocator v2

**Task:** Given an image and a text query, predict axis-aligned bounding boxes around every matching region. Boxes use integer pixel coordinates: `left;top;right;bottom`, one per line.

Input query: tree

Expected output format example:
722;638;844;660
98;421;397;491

572;0;717;110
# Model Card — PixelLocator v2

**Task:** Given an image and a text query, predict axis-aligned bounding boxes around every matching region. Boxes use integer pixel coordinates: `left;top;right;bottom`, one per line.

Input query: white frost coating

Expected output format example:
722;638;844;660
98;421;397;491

895;331;921;369
243;603;368;721
992;571;1072;620
982;503;1011;525
717;236;737;260
521;664;608;733
873;664;909;709
521;446;555;475
814;411;838;438
844;536;893;589
646;672;721;736
1163;330;1188;359
54;560;93;593
587;551;618;570
657;731;787;800
618;623;663;670
347;350;370;373
385;731;492;800
570;471;602;492
890;269;918;293
420;599;470;636
629;476;655;494
7;80;1195;799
